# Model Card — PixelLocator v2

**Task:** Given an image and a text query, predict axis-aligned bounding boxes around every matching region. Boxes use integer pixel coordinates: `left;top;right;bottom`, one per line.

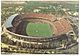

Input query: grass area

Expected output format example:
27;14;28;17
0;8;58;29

26;23;53;37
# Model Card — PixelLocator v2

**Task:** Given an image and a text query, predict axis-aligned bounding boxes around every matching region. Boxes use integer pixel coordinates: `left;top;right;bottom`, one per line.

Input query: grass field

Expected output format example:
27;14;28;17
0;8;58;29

26;23;53;37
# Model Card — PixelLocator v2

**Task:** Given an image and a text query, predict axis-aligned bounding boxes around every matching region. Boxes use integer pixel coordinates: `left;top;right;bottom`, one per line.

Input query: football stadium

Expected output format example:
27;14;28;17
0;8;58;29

1;13;78;54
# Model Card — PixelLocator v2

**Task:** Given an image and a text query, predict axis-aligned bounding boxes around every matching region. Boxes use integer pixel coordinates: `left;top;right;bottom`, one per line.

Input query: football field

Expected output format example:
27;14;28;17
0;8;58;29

26;23;53;37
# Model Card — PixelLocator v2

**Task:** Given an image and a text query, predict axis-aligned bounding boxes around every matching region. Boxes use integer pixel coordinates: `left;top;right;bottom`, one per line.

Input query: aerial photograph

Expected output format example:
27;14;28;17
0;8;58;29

1;0;79;54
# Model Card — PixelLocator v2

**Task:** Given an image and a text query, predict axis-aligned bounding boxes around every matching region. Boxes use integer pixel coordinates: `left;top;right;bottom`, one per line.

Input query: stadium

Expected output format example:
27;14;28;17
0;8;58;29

1;13;77;53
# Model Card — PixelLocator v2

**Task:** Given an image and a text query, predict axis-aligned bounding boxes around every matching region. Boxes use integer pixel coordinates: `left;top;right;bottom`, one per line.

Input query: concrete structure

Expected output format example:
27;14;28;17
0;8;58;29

1;13;76;53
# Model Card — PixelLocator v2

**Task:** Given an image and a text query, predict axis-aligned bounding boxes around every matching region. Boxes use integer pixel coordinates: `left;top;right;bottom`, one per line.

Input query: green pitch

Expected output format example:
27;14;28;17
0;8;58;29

26;23;53;37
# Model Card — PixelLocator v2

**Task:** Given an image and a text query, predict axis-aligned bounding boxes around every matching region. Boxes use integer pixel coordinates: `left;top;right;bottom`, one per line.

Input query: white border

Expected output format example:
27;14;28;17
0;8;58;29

1;0;79;2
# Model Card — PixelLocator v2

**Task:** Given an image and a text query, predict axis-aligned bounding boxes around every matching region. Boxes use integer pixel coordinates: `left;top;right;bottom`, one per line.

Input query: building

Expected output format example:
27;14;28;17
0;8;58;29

1;13;77;53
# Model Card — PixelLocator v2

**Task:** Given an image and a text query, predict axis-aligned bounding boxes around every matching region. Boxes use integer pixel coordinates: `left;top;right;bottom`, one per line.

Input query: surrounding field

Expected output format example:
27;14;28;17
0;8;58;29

26;23;53;37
